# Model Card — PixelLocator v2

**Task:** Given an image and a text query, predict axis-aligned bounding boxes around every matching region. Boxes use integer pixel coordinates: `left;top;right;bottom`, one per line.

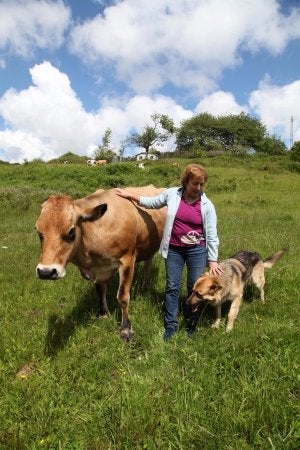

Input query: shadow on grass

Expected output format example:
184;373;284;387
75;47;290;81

44;261;164;357
45;278;119;357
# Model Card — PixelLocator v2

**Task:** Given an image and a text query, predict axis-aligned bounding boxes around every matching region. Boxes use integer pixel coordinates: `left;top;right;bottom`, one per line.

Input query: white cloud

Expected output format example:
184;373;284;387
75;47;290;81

0;0;71;59
0;62;101;162
68;0;300;95
249;77;300;144
195;91;248;116
0;61;191;162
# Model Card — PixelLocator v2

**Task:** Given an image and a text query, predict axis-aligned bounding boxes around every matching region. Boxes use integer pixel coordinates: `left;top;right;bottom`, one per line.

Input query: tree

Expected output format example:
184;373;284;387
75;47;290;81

290;140;300;161
176;112;268;153
260;135;287;155
94;128;117;162
126;113;176;156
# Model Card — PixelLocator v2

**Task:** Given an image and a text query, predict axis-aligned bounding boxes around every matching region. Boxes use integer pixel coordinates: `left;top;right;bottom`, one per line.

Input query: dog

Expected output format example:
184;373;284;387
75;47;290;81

187;248;288;332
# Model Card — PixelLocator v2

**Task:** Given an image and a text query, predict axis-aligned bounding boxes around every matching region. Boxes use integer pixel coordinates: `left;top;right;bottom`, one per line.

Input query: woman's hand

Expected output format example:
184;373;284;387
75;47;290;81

115;188;130;199
115;188;139;203
208;261;223;276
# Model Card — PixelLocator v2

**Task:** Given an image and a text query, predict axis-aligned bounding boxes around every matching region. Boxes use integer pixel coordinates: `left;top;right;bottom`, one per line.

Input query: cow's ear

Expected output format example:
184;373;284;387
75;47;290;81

79;204;107;223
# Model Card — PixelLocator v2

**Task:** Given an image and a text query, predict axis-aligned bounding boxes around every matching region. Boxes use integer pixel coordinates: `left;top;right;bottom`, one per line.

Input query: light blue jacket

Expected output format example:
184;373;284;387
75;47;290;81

140;187;219;261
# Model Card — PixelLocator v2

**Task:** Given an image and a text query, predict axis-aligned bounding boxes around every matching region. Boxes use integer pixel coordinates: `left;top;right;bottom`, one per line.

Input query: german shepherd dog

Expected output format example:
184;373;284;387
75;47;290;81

187;249;287;332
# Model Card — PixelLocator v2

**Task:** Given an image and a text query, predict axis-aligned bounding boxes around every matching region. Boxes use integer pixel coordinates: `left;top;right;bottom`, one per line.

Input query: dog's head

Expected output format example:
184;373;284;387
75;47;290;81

187;273;224;311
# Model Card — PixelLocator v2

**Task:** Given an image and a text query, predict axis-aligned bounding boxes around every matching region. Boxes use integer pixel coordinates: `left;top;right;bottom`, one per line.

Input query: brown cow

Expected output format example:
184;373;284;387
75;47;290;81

35;185;166;340
95;159;107;165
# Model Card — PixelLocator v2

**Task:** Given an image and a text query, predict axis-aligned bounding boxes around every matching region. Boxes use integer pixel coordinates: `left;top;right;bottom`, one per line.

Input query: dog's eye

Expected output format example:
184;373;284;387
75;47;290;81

195;292;203;299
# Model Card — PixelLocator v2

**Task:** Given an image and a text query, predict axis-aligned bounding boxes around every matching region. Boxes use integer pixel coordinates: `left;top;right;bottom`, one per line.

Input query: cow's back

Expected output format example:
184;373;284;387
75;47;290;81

75;185;166;262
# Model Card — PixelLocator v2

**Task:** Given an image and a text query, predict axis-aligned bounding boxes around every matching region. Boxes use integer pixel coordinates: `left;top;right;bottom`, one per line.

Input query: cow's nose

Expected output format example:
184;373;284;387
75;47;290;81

37;267;58;280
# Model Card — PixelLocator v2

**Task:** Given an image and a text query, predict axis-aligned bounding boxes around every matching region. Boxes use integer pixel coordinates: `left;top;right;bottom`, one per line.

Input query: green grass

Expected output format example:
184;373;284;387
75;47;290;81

0;156;299;449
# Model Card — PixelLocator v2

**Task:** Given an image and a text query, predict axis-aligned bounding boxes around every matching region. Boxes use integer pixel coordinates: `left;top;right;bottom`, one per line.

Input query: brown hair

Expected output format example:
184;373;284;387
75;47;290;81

180;164;208;188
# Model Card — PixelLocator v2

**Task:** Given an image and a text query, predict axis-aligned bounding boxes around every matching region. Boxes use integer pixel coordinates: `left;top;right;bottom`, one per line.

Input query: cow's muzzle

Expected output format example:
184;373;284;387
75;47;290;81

36;264;65;280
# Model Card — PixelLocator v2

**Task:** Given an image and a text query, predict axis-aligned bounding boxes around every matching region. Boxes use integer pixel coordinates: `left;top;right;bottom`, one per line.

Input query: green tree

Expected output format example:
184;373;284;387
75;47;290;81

290;140;300;161
126;113;175;157
260;135;287;155
176;112;268;154
94;128;117;162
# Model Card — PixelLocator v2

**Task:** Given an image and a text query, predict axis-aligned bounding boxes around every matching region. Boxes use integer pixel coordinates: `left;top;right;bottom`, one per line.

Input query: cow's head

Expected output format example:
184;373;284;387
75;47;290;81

35;195;107;280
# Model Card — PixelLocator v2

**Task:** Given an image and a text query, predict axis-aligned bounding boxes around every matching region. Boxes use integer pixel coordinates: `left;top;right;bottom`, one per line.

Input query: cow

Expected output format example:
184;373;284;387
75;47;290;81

95;159;107;165
35;185;166;341
87;159;96;166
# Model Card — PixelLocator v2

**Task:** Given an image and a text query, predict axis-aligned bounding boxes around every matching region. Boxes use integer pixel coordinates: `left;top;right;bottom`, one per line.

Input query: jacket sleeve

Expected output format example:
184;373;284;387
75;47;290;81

204;201;219;262
139;189;168;209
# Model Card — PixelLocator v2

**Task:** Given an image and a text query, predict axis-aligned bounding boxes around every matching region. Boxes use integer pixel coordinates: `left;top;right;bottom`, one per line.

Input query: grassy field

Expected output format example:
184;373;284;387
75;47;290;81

0;156;299;449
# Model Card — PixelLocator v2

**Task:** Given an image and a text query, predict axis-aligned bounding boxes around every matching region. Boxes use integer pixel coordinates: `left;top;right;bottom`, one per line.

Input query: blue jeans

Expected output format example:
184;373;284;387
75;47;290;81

164;245;207;334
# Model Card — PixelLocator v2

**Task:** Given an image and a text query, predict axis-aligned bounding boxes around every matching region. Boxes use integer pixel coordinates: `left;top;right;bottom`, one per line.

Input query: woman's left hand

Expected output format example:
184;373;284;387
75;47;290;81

208;261;223;276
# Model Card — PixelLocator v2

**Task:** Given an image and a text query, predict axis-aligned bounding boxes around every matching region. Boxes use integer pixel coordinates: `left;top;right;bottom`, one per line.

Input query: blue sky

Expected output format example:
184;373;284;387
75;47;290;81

0;0;300;163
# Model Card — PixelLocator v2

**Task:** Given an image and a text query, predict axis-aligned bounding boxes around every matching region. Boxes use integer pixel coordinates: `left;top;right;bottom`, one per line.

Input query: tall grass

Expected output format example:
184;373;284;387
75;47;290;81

0;156;299;449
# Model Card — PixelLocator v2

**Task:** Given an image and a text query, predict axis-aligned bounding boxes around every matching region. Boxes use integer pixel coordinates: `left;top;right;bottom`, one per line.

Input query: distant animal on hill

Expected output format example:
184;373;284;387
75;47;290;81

187;248;288;332
137;163;145;169
87;159;96;165
96;159;107;165
35;185;166;341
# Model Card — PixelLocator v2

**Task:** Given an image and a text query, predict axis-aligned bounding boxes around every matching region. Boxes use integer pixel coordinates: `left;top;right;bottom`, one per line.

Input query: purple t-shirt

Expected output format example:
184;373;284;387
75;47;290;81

169;198;205;247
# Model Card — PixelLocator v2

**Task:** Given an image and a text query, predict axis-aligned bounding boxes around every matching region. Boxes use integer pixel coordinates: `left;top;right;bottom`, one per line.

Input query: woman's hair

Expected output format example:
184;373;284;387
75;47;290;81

180;164;208;188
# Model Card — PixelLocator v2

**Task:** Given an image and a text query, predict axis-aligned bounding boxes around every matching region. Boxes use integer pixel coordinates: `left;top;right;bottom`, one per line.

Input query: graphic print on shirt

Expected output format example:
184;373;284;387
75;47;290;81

170;199;205;247
180;230;204;245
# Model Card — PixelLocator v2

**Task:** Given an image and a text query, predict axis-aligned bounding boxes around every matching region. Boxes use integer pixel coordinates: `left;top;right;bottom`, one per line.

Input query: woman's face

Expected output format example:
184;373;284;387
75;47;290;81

185;175;205;199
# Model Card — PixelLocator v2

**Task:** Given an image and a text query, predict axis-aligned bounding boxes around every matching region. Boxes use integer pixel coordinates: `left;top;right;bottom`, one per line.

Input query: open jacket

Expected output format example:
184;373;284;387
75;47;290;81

139;187;219;261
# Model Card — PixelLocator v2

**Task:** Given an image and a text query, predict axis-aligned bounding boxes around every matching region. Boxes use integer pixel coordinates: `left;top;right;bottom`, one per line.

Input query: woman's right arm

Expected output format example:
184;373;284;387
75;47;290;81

115;187;169;209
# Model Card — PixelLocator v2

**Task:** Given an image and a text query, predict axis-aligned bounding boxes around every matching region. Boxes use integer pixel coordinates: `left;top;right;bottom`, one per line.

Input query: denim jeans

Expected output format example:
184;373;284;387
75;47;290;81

164;245;207;334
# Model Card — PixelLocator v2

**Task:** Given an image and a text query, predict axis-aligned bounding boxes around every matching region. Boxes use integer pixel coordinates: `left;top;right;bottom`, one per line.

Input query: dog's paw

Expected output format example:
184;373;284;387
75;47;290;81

211;320;221;329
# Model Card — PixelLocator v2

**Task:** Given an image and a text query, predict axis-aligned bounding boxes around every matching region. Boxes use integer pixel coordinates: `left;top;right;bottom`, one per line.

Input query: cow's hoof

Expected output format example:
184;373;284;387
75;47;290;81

120;328;135;341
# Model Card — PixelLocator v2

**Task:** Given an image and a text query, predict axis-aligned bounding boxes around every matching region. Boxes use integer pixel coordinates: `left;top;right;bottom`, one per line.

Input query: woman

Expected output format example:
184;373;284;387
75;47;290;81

115;163;222;340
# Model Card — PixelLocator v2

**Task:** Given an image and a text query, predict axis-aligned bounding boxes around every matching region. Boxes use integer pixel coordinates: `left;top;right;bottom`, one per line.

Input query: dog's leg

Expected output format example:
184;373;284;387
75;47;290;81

212;304;222;329
251;263;266;303
226;296;242;332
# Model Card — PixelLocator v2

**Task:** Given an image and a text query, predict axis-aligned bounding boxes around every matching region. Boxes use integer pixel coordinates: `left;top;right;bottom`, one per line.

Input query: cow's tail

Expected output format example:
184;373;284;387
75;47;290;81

263;248;288;269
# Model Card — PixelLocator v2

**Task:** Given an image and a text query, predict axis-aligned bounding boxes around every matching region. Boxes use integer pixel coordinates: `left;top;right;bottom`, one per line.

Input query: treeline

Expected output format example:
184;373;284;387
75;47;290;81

95;112;289;161
6;112;299;165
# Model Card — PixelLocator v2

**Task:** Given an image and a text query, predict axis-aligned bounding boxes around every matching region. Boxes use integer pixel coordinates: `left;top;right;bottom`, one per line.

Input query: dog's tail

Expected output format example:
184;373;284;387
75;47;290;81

263;248;288;269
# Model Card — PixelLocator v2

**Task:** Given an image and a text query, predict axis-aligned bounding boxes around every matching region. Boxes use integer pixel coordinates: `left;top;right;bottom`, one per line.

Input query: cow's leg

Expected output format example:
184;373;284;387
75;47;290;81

95;283;109;316
117;259;135;341
141;257;153;291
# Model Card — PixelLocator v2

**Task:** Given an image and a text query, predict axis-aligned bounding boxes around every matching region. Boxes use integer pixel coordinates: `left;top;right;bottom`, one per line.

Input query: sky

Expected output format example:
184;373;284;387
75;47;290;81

0;0;300;163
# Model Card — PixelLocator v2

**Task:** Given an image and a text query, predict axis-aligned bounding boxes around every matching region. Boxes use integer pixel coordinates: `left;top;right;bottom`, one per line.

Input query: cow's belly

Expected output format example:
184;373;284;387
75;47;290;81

74;255;120;284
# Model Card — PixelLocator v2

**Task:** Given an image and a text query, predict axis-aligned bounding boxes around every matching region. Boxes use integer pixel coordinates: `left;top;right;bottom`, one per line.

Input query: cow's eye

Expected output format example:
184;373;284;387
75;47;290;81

64;227;76;242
